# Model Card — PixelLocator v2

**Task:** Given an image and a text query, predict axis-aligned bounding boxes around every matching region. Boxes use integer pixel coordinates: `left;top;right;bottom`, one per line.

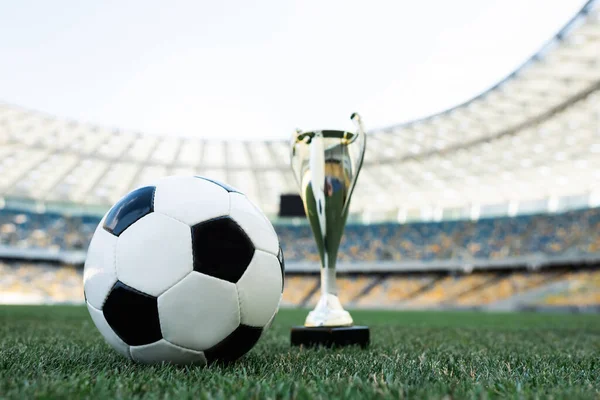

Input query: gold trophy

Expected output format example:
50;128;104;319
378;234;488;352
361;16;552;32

289;113;369;348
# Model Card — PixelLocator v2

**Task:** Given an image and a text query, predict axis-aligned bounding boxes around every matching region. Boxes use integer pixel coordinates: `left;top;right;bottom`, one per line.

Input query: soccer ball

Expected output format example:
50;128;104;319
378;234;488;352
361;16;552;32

83;176;284;365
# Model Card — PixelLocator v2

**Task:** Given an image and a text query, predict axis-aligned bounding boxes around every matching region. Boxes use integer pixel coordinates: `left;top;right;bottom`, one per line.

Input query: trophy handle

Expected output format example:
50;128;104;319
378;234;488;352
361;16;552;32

342;113;367;217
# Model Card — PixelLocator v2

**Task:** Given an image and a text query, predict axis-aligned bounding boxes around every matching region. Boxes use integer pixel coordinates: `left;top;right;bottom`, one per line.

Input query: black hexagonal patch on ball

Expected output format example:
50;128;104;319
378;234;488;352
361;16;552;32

204;324;262;364
191;217;255;283
103;281;162;346
195;176;240;193
103;186;155;236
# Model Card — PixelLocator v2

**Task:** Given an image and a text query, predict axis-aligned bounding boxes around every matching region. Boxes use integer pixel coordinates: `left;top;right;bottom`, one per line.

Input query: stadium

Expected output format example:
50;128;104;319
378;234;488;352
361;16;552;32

1;1;599;398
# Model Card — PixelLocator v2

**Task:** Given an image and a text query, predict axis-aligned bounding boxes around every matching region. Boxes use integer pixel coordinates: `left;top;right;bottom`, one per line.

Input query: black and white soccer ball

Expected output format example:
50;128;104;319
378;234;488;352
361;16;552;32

83;176;284;365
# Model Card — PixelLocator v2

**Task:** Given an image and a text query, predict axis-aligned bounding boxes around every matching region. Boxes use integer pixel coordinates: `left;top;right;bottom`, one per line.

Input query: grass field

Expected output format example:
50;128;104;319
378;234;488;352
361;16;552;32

0;306;599;399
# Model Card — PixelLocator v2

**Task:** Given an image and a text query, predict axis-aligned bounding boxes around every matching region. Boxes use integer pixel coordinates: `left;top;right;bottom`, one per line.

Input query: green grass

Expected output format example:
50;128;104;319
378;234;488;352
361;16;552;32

1;306;599;399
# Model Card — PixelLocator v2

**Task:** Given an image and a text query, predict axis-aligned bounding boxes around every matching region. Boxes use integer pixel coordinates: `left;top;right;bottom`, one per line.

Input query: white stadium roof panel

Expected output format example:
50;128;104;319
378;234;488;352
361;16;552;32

149;137;180;165
129;136;159;162
57;160;109;203
96;133;135;159
133;166;169;190
227;141;251;168
177;138;203;167
90;162;139;205
269;142;292;168
202;141;226;168
0;146;50;195
246;141;276;168
0;1;598;218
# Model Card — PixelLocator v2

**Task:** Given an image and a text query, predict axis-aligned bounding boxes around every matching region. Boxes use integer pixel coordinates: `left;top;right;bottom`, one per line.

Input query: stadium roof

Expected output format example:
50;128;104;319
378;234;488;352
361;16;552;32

0;1;599;218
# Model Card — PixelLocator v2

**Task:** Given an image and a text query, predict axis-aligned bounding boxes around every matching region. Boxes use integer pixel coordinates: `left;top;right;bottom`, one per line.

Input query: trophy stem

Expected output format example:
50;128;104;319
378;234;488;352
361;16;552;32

320;265;338;296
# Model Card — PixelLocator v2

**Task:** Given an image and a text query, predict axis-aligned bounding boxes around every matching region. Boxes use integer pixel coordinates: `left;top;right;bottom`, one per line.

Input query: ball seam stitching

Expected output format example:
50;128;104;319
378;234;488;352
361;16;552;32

101;235;118;310
235;284;242;328
151;186;156;211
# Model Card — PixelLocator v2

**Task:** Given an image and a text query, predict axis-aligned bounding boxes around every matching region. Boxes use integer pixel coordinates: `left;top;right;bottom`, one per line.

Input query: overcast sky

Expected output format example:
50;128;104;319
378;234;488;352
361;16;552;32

0;0;587;139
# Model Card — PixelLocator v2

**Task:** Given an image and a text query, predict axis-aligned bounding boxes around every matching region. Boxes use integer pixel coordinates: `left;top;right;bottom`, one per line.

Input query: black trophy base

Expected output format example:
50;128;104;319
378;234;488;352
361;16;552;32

290;326;370;348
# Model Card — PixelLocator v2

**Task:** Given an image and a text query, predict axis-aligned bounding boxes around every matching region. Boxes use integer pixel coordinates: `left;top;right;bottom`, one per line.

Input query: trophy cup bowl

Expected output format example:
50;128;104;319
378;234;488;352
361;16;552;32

289;113;369;348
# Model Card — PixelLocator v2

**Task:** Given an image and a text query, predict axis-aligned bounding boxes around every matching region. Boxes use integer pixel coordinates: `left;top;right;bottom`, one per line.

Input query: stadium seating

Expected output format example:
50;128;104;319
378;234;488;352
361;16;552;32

285;269;600;309
1;205;599;308
2;206;600;262
278;207;600;262
281;275;319;306
0;209;97;251
537;270;600;306
0;261;83;304
1;258;598;308
453;271;563;306
298;276;378;307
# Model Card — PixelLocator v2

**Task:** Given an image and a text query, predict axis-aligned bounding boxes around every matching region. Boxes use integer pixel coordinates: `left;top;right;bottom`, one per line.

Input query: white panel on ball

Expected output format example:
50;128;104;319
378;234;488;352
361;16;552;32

236;250;282;327
229;193;279;255
116;213;193;297
153;176;230;226
83;220;118;309
130;339;207;365
158;272;240;351
87;302;131;359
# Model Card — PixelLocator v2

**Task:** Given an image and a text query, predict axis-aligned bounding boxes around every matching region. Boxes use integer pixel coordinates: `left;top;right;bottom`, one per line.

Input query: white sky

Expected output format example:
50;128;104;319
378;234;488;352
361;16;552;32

0;0;587;140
